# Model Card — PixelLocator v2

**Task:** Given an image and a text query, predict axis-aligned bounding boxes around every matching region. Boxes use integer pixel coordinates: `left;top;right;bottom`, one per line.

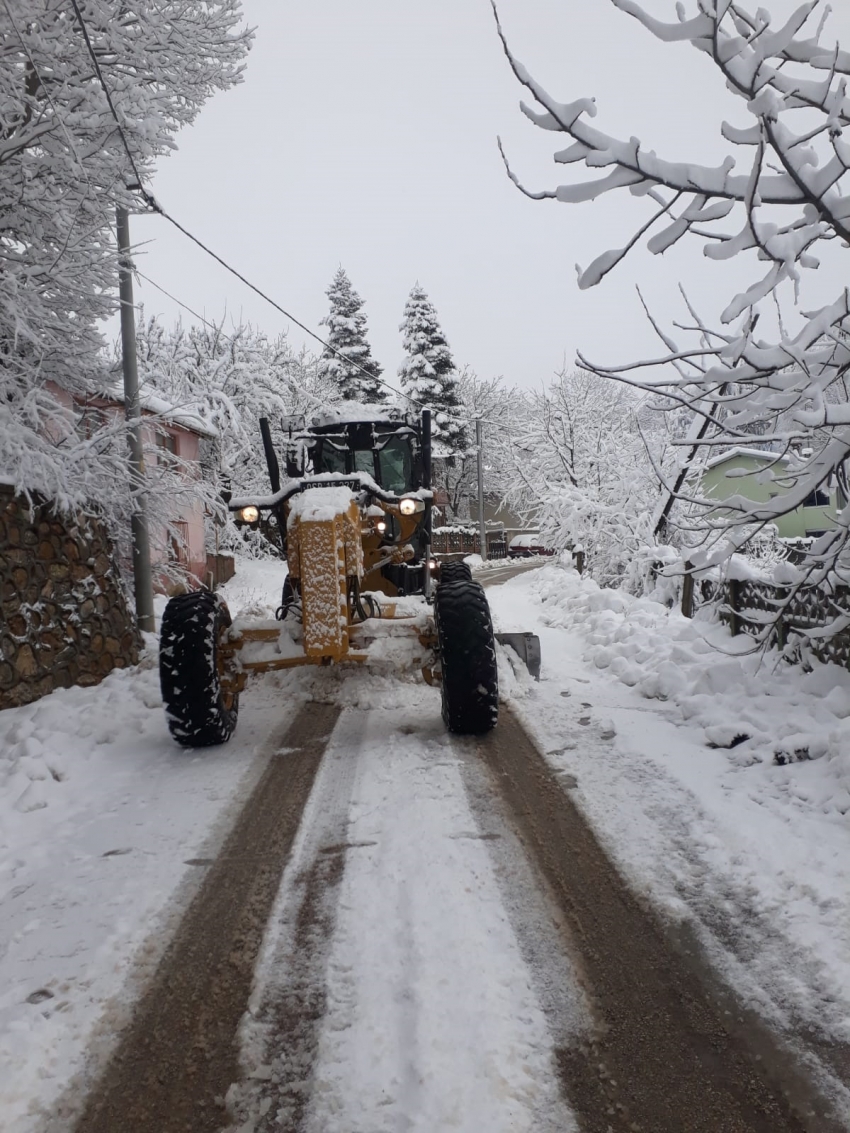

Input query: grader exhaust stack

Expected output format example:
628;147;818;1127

158;404;540;747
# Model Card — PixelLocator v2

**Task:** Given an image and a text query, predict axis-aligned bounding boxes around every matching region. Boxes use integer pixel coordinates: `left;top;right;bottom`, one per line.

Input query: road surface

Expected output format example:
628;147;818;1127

70;566;844;1133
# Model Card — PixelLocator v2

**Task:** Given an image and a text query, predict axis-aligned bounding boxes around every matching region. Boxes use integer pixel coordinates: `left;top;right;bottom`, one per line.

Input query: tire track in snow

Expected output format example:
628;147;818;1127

237;686;578;1133
227;708;369;1132
70;701;339;1133
476;708;839;1133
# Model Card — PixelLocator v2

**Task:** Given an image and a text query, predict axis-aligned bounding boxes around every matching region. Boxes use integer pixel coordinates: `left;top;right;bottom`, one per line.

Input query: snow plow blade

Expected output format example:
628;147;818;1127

495;632;541;681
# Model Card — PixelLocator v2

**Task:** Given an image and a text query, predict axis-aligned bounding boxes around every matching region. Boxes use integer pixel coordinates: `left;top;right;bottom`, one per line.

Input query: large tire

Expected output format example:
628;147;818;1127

439;560;473;585
159;590;239;747
276;575;299;621
434;579;499;735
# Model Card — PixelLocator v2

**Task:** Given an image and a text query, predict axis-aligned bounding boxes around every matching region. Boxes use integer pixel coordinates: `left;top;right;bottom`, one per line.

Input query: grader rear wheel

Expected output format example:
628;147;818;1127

159;590;239;747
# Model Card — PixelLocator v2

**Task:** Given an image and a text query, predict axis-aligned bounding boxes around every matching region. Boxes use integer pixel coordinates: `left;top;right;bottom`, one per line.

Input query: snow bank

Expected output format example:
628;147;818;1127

529;563;850;796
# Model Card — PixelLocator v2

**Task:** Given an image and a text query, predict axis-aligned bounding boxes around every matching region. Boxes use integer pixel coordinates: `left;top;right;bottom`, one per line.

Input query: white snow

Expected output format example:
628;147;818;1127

94;382;219;438
0;556;301;1133
488;561;850;1088
4;550;850;1130
233;677;583;1133
309;402;410;427
287;485;356;524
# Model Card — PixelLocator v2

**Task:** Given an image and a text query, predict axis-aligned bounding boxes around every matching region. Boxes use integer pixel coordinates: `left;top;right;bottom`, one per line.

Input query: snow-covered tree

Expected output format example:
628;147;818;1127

497;0;850;596
438;366;514;521
318;268;386;402
398;284;468;453
504;370;667;587
133;315;338;554
0;0;251;513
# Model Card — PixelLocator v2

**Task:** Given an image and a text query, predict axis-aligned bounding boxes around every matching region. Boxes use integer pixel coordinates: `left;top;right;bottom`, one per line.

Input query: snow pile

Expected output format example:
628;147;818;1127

309;402;407;427
527;564;850;803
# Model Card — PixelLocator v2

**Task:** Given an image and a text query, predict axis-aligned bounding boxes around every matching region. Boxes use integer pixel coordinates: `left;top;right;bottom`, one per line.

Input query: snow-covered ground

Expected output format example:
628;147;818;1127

232;677;585;1133
0;559;298;1133
3;552;849;1131
488;561;850;1067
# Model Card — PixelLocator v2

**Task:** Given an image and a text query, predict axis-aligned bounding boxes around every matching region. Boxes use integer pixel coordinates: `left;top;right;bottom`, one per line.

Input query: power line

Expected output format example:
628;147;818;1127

67;0;473;427
137;271;249;346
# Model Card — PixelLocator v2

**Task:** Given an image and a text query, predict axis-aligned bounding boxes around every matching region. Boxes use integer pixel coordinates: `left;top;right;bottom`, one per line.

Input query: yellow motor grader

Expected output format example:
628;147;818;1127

159;404;538;747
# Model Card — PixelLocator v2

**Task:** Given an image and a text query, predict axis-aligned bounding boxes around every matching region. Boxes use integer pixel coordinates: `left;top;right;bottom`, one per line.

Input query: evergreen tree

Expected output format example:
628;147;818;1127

398;285;467;452
318;268;385;402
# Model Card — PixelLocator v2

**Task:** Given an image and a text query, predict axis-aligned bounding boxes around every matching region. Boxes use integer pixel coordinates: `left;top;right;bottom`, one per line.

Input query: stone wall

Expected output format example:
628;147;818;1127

0;486;141;709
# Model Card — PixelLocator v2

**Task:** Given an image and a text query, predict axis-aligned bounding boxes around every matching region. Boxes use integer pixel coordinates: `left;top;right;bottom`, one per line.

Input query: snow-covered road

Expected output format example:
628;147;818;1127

232;679;584;1133
1;556;848;1132
488;563;850;1121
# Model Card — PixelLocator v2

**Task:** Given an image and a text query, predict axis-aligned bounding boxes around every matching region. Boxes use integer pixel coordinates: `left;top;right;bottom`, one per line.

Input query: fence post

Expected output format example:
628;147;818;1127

681;561;695;619
574;550;585;575
775;587;788;650
727;578;740;636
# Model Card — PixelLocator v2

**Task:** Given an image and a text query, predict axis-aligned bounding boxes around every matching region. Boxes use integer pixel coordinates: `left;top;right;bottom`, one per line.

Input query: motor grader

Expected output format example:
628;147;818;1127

158;404;537;747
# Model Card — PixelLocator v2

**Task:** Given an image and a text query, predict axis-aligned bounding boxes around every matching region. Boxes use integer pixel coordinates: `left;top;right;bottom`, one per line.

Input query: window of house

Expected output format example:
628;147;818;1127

75;405;109;440
168;521;190;565
157;431;179;462
803;487;829;508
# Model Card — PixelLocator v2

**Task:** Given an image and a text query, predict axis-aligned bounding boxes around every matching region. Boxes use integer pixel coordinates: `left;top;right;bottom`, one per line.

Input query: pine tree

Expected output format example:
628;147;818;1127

318;268;386;402
398;285;467;452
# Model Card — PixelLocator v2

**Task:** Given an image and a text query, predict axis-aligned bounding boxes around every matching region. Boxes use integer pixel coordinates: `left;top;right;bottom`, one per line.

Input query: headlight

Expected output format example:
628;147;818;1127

399;497;418;516
376;520;387;533
239;505;259;523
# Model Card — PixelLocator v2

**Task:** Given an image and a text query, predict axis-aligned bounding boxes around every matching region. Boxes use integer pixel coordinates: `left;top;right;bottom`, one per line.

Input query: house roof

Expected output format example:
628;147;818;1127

703;446;791;472
92;384;218;438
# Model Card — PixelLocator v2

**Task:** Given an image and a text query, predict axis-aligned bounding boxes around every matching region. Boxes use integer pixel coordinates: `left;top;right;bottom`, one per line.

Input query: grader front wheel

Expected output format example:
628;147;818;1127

434;579;499;735
159;590;239;747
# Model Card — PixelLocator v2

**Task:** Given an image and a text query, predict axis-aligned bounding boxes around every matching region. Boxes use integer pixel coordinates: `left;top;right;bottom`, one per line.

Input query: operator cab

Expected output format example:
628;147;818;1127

286;405;424;496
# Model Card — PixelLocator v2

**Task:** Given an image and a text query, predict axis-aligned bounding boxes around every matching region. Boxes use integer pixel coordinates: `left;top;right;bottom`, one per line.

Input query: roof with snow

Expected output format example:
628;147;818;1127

704;446;791;471
309;402;415;429
93;384;218;438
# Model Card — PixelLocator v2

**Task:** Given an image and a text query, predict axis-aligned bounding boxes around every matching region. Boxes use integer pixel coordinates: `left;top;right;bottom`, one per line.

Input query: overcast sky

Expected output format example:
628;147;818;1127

126;0;850;393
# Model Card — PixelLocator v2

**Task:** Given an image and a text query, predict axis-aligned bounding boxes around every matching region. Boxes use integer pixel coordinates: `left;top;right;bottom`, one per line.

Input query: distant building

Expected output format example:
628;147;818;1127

700;447;839;539
49;382;217;589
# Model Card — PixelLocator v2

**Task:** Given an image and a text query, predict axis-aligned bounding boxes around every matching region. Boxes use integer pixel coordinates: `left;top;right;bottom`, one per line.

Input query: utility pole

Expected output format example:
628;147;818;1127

116;206;155;633
476;418;488;562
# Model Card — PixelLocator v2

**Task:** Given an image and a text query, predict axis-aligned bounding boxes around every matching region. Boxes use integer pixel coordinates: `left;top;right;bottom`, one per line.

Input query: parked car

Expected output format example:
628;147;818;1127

508;533;554;558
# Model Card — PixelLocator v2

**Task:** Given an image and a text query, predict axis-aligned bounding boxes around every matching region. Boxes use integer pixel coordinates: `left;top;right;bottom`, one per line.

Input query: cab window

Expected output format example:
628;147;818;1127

315;439;347;475
353;449;375;477
378;436;414;494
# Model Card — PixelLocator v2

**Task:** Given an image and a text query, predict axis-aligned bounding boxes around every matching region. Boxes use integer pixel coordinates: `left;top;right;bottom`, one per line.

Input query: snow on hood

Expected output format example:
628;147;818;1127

287;485;357;524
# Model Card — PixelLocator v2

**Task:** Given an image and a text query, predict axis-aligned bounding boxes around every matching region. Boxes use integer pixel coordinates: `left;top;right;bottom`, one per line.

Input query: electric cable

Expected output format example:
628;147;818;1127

67;0;476;428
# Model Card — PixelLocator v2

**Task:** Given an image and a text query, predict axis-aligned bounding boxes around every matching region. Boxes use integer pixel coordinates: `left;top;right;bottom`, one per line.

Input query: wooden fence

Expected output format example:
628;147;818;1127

431;530;507;560
683;563;850;669
205;552;236;589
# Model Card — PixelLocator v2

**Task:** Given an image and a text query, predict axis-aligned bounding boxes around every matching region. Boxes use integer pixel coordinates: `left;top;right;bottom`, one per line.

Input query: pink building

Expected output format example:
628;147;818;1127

48;382;216;591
